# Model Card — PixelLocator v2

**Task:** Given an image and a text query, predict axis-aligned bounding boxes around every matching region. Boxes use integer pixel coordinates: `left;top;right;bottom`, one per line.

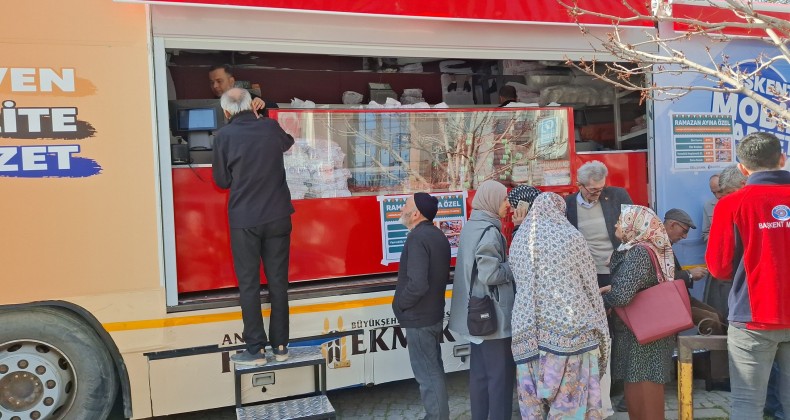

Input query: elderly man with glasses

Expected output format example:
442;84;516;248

565;160;633;415
565;160;633;288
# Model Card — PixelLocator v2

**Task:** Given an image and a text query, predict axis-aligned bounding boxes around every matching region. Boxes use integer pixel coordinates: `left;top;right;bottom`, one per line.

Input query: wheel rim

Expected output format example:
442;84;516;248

0;341;76;420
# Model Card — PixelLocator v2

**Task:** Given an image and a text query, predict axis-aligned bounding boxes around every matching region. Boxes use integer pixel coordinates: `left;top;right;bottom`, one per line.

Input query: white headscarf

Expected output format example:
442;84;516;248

472;180;507;218
509;193;610;372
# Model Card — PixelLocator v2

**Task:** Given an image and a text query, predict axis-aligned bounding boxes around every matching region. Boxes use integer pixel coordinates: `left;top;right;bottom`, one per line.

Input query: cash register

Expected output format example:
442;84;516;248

176;107;217;151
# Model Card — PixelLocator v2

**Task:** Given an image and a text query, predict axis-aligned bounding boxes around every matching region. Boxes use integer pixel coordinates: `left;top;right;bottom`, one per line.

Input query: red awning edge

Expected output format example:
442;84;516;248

117;0;655;27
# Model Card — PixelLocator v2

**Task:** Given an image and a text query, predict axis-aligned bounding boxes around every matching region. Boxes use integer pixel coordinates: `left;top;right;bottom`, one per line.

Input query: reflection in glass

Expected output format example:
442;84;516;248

273;108;571;199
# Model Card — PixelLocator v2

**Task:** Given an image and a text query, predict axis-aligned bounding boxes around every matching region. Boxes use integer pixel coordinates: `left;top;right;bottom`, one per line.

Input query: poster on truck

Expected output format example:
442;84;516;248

378;192;467;265
671;113;735;171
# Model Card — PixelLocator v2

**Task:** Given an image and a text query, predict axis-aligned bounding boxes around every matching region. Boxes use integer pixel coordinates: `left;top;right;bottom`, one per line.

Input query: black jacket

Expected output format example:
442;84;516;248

393;221;451;328
212;111;294;228
565;186;633;249
674;255;693;289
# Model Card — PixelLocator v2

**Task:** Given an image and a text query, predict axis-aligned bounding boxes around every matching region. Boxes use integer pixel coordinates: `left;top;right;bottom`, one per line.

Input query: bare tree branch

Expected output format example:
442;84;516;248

561;0;790;127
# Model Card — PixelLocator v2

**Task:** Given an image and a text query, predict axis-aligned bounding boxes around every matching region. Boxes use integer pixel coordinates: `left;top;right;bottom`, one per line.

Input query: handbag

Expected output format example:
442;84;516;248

467;226;498;336
614;244;693;345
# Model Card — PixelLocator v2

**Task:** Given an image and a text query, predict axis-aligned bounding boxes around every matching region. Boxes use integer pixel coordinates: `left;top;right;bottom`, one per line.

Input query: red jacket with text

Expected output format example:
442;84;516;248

706;170;790;330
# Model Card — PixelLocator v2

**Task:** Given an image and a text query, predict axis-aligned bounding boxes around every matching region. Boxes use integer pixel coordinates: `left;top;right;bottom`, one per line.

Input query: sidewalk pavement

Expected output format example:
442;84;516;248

159;372;733;419
330;372;732;419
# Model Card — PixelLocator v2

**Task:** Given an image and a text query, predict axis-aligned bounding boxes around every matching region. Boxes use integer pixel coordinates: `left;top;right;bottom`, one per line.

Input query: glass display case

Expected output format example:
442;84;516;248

272;108;574;199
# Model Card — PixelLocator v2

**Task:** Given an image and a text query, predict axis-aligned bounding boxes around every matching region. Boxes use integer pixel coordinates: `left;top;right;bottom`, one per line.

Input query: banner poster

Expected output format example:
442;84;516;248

378;191;468;265
671;113;735;171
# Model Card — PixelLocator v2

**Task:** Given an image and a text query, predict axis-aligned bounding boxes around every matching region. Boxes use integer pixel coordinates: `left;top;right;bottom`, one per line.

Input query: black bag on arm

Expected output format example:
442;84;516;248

467;293;497;336
466;224;498;337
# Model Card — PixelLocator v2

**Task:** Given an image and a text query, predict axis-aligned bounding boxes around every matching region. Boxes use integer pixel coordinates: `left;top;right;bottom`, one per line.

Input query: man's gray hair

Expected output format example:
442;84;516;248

718;164;747;192
577;160;609;185
220;88;252;117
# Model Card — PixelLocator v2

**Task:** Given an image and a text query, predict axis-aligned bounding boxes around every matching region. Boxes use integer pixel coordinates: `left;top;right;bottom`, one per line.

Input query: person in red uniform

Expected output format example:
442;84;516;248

706;132;790;419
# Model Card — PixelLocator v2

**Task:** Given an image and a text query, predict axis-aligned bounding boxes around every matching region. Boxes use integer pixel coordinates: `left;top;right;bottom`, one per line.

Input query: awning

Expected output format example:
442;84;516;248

672;0;790;37
118;0;654;27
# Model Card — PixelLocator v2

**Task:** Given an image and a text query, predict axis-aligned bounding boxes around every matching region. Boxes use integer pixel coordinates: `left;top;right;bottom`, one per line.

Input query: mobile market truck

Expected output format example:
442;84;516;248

9;0;784;418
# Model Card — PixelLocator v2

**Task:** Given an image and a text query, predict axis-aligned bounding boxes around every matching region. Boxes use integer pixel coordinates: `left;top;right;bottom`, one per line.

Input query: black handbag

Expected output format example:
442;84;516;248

466;226;498;336
467;294;497;336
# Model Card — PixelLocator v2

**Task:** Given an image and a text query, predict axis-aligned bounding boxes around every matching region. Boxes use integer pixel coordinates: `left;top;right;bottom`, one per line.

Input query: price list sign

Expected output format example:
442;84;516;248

671;113;735;171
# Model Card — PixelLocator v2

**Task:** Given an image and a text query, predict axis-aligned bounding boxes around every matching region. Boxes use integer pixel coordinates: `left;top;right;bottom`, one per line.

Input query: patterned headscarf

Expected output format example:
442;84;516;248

472;180;508;218
507;185;542;208
617;205;675;280
509;193;610;372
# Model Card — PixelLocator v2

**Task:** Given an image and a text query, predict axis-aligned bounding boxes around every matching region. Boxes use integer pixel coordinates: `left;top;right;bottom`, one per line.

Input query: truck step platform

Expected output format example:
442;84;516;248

233;345;330;410
235;394;335;420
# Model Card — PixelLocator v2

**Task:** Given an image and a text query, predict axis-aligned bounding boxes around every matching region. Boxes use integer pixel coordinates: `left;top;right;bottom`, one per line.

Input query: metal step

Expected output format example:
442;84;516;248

234;346;325;374
236;394;335;420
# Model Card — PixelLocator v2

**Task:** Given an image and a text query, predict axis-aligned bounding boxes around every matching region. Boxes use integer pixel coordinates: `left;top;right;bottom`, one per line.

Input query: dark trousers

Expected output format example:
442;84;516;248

470;337;516;420
230;216;292;354
405;322;450;420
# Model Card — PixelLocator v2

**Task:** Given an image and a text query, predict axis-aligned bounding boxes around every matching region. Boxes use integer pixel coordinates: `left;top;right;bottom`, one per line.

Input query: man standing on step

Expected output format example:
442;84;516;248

393;193;451;420
213;88;294;366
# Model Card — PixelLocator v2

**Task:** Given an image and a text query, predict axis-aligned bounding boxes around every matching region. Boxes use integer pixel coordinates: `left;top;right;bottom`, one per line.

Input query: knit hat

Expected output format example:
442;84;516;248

414;192;439;221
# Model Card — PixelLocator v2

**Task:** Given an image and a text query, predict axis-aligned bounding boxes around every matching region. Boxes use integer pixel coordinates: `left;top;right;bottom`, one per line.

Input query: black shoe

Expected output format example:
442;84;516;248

711;379;730;392
615;397;628;412
230;350;267;366
463;80;472;92
273;345;289;362
446;82;457;92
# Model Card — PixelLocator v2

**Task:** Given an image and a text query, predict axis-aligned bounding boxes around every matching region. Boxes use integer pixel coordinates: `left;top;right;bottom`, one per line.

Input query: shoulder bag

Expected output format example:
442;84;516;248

613;244;693;345
467;226;499;336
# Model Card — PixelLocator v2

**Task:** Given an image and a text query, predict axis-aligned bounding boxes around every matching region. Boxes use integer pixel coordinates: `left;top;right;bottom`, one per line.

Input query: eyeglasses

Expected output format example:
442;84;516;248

580;183;605;195
675;222;690;235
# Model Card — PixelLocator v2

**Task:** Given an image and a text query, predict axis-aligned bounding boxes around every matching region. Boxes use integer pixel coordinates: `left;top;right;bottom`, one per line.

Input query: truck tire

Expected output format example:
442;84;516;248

0;307;118;420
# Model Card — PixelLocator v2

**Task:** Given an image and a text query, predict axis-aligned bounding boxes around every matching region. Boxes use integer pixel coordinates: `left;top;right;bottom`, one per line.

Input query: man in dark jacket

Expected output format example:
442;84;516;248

393;192;451;420
213;88;294;366
565;160;633;287
663;208;708;288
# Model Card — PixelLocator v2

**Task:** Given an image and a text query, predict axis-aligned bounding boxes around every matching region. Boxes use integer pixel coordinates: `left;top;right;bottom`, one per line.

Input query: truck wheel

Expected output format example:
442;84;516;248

0;307;118;420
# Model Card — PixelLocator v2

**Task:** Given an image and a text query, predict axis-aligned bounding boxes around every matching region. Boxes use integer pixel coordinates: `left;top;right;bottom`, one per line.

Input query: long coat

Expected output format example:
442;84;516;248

448;210;515;340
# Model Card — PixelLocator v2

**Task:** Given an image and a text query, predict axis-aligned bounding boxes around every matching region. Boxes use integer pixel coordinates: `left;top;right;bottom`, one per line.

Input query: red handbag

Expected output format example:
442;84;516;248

614;244;693;345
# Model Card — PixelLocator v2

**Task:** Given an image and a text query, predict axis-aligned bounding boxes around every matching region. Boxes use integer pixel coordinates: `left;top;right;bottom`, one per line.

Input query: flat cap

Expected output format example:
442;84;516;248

664;208;697;229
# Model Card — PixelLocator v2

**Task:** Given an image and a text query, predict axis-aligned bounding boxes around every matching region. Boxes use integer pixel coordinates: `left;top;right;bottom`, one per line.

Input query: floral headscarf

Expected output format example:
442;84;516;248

617;205;675;280
509;193;610;372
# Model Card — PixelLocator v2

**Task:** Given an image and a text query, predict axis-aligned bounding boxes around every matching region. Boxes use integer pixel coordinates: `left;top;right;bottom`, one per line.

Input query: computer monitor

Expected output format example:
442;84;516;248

176;108;217;132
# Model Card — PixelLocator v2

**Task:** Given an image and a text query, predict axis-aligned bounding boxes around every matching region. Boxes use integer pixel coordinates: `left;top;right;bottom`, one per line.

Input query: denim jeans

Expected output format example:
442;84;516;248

767;362;786;419
230;216;292;354
405;322;449;420
728;325;790;419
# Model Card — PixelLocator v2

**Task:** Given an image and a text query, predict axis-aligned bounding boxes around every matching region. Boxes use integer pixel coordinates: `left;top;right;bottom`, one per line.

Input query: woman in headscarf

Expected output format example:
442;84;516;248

448;180;516;420
507;185;542;239
509;192;610;419
604;205;675;420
